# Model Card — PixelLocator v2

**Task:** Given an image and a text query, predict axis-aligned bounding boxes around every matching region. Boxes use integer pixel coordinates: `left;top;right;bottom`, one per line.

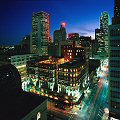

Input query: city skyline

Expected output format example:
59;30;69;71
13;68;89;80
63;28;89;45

0;0;120;119
0;0;113;45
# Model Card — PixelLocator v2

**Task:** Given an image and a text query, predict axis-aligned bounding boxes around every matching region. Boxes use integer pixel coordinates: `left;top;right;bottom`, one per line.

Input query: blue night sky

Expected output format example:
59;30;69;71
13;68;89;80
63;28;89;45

0;0;114;45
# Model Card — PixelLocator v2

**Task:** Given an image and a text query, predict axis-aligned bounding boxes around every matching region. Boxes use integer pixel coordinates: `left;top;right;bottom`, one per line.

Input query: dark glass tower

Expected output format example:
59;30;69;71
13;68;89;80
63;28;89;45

53;22;67;44
31;11;50;55
109;0;120;119
112;0;120;25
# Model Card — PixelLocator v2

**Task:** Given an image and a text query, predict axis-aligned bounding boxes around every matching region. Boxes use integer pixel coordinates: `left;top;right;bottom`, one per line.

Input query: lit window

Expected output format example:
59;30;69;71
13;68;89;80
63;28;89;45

70;84;72;86
37;112;41;120
73;74;75;77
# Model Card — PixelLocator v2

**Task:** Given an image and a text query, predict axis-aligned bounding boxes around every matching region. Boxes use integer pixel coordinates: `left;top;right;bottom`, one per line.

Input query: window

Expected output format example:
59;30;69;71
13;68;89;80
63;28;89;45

37;112;41;120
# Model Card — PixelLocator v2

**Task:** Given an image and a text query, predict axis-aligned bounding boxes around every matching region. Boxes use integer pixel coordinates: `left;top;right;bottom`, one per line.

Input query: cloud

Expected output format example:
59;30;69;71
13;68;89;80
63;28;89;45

79;32;88;36
80;26;95;33
66;24;95;39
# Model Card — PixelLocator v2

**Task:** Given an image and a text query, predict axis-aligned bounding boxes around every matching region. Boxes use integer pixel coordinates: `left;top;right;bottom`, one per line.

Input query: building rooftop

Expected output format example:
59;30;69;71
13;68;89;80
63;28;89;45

38;58;66;65
59;60;85;68
0;64;47;120
0;91;46;120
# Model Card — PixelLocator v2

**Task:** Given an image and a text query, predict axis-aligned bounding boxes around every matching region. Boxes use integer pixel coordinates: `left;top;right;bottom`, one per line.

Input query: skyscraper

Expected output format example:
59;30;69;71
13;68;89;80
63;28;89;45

95;28;104;51
53;22;67;44
112;0;120;25
100;12;110;54
100;12;110;35
31;11;50;55
108;0;120;119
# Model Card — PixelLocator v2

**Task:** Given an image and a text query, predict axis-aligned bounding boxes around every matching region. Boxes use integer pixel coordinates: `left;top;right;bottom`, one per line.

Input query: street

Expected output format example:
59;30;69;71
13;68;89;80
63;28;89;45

47;59;109;120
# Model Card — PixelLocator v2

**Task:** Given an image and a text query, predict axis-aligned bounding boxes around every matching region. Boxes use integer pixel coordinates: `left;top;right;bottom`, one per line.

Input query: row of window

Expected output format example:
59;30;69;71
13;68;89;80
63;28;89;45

110;70;120;78
58;80;79;87
111;101;120;110
58;76;79;82
110;40;120;47
58;68;80;72
110;61;120;68
110;81;120;88
110;50;120;57
110;29;120;36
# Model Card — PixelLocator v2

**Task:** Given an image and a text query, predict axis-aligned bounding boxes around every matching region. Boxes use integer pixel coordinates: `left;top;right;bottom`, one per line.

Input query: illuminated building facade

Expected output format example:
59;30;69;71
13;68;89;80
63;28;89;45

95;29;104;51
79;36;91;47
27;57;67;93
100;12;110;36
53;22;67;44
26;56;88;105
61;41;86;62
11;54;39;82
100;12;110;54
38;58;66;92
94;29;107;58
108;0;120;119
58;60;87;103
31;11;50;55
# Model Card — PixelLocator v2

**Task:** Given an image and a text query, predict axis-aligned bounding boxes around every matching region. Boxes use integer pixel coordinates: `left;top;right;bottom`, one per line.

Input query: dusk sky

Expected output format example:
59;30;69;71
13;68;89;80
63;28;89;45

0;0;114;45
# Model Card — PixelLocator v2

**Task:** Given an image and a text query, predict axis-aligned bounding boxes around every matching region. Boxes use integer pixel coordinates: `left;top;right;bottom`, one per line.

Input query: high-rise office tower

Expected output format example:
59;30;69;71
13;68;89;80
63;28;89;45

31;11;50;55
95;28;104;50
100;12;110;53
53;22;67;44
108;0;120;119
60;22;67;41
112;0;120;25
100;12;110;35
